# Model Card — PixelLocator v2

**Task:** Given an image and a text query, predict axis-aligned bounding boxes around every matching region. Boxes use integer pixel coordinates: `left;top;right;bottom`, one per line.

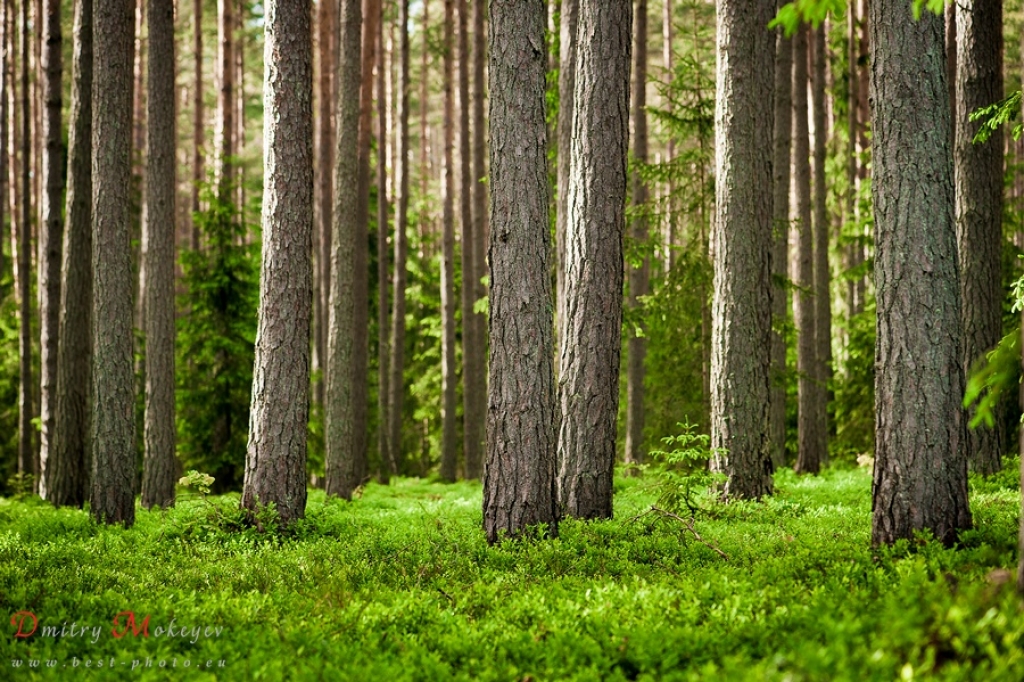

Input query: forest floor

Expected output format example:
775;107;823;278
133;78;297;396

1;464;1022;681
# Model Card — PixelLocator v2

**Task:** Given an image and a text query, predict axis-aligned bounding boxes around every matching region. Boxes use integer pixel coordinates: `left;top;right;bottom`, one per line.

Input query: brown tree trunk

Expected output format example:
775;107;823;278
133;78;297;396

483;0;558;543
314;0;335;411
709;0;775;500
843;0;857;340
234;0;244;211
439;0;457;482
956;0;1004;476
870;0;970;546
376;0;394;478
90;0;136;526
48;0;91;508
556;0;631;520
811;25;830;467
624;0;648;471
16;0;31;481
554;0;576;333
131;0;144;186
141;0;177;509
215;0;233;196
36;0;61;498
325;0;365;498
469;0;487;453
662;0;673;270
191;0;202;249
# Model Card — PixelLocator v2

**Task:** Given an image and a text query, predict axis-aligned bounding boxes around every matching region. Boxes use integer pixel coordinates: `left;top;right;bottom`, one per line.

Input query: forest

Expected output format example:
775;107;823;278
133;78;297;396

2;0;1024;678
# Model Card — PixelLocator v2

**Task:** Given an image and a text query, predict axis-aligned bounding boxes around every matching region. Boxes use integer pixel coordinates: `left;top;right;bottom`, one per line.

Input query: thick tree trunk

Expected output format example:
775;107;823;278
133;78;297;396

554;0;576;332
376;0;394;478
90;0;136;526
955;0;1004;475
48;0;91;508
215;0;233;196
870;0;970;546
243;0;312;527
484;0;558;543
810;25;830;468
624;0;648;471
36;0;61;498
325;0;364;498
191;0;202;249
439;0;457;482
709;0;775;499
140;0;176;509
769;23;791;470
557;0;631;520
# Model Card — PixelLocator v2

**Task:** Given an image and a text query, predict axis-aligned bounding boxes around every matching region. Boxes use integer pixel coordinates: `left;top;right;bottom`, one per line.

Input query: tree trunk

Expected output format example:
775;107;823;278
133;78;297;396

314;0;335;411
469;0;487;460
48;0;91;508
662;0;674;270
484;0;558;543
131;0;144;186
709;0;775;499
215;0;233;196
624;0;648;471
36;0;61;498
191;0;202;250
234;0;244;211
376;0;394;478
140;0;176;509
325;0;364;498
554;0;576;333
870;0;970;546
769;22;791;470
843;0;856;343
90;0;136;526
243;0;312;527
0;0;5;288
556;0;631;520
439;0;457;482
955;0;1004;476
811;25;830;467
16;0;31;482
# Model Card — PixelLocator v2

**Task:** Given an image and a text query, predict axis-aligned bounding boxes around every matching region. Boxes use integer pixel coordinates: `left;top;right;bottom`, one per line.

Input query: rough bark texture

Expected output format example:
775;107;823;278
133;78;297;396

556;0;631;520
955;0;1004;475
242;0;312;527
16;0;32;481
810;25;830;468
36;0;62;499
439;0;457;482
709;0;775;499
376;0;393;477
325;0;363;499
386;0;410;476
870;0;970;546
624;0;648;472
191;0;202;250
469;0;488;459
554;0;576;333
90;0;136;526
48;0;91;508
215;0;233;195
484;0;558;543
769;23;791;470
141;0;177;509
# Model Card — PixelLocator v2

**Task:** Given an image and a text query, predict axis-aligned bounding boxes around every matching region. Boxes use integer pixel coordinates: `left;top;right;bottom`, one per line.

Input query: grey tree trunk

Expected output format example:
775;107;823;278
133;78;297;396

870;0;970;546
554;0;576;334
955;0;1004;475
624;0;648;472
556;0;631;520
16;0;32;482
769;22;791;470
709;0;775;499
325;0;363;499
36;0;62;499
48;0;91;508
376;0;393;478
386;0;410;476
483;0;558;543
242;0;312;527
810;25;830;468
90;0;136;526
191;0;202;250
140;0;176;509
439;0;457;482
469;0;488;478
215;0;234;196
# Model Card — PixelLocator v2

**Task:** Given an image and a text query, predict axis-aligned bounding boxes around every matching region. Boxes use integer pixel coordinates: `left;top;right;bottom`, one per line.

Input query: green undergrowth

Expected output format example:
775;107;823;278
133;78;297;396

1;465;1022;681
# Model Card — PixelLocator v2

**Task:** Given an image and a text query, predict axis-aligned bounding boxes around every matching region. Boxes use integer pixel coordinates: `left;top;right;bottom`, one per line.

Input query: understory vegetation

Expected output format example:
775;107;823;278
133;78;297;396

2;465;1022;681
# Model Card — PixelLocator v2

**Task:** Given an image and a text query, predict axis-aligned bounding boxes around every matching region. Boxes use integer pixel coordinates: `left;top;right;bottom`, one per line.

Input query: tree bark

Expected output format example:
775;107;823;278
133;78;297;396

376;0;394;478
439;0;457;482
215;0;233;196
191;0;202;249
870;0;970;546
554;0;576;333
140;0;176;509
709;0;775;499
90;0;136;526
955;0;1004;475
624;0;648;471
484;0;558;543
556;0;631;520
469;0;488;458
314;0;335;411
15;0;31;482
325;0;364;498
36;0;61;498
48;0;91;508
242;0;312;527
810;25;830;468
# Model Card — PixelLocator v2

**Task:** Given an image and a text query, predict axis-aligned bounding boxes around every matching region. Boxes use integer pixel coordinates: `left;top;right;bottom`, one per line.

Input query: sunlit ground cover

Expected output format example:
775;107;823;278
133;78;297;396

1;463;1022;680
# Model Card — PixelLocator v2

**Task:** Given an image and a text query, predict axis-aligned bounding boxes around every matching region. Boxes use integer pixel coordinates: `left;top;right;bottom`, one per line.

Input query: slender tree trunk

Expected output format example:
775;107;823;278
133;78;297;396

131;0;144;184
870;0;970;546
484;0;558;543
376;0;394;478
439;0;457;481
770;21;792;470
314;0;335;410
557;0;631;520
956;0;1004;476
853;0;869;312
325;0;363;498
242;0;312;527
16;0;31;481
48;0;91;508
191;0;202;249
624;0;648;471
662;0;674;270
709;0;775;499
469;0;488;456
810;24;830;468
419;0;429;204
215;0;233;196
140;0;176;509
0;0;5;288
844;0;857;340
234;0;244;212
554;0;576;333
90;0;136;526
36;0;61;498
